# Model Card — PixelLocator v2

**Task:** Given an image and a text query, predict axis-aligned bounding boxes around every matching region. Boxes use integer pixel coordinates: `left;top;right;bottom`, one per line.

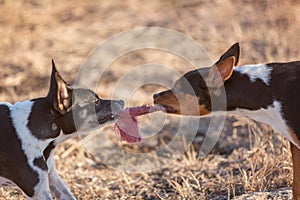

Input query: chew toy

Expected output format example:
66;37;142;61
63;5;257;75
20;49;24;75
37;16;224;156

114;105;166;143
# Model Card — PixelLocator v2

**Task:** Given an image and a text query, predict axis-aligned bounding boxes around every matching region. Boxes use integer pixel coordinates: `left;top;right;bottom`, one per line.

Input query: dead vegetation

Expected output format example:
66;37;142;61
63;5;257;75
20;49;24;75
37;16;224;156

0;0;300;199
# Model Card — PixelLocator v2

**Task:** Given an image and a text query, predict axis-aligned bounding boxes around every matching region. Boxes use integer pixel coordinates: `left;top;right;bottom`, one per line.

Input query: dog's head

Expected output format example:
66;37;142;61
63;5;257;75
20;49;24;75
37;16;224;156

153;43;240;116
47;60;124;135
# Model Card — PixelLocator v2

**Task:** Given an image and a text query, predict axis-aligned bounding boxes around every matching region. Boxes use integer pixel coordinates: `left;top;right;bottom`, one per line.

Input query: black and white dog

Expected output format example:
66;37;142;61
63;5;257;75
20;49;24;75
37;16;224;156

0;60;124;199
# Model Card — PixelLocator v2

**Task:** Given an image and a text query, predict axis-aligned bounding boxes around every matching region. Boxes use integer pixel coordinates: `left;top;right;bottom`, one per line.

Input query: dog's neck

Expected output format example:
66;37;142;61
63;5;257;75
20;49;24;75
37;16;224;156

3;99;69;151
224;64;274;111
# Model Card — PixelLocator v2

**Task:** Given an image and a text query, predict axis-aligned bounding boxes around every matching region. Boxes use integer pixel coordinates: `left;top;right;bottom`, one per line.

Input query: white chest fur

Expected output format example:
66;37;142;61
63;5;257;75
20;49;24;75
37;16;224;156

231;101;299;148
9;101;53;161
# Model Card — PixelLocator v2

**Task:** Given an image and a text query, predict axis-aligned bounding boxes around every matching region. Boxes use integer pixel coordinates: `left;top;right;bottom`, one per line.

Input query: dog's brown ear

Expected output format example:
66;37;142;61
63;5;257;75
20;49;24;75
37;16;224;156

216;43;240;66
48;60;72;115
207;56;235;88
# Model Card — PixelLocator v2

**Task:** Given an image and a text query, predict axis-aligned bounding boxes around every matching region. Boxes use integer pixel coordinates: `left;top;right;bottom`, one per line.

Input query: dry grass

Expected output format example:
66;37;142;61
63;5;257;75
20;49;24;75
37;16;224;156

0;0;299;199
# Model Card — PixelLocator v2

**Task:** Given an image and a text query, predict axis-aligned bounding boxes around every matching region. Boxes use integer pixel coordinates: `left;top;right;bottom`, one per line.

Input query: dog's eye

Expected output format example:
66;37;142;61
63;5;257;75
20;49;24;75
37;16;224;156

79;109;88;118
52;123;58;131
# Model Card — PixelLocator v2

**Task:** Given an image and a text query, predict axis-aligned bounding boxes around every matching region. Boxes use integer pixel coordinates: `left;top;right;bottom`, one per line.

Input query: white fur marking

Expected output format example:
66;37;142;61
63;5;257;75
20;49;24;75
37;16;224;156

0;102;12;107
234;64;272;85
47;150;76;199
9;100;53;196
232;101;299;148
54;132;75;145
10;101;52;160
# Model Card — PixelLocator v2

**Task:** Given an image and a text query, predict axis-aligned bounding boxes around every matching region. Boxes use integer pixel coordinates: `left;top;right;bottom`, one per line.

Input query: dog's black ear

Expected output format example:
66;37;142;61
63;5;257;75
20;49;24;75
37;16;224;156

48;59;72;115
215;43;240;66
49;59;58;93
207;56;235;88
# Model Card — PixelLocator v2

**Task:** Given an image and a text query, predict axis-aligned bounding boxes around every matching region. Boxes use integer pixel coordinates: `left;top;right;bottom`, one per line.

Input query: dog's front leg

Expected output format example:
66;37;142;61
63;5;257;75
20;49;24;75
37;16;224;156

47;151;76;200
26;171;53;200
291;143;300;200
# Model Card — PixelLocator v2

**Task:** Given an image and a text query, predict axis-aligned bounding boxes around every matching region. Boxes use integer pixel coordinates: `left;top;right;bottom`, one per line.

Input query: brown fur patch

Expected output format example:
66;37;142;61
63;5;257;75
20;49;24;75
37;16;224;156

199;105;211;116
154;90;211;116
290;128;300;148
179;93;200;115
291;142;300;200
153;90;181;114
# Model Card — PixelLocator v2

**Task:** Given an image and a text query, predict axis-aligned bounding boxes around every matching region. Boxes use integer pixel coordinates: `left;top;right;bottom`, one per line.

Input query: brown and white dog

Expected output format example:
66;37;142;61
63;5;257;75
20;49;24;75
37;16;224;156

0;60;124;199
153;43;300;199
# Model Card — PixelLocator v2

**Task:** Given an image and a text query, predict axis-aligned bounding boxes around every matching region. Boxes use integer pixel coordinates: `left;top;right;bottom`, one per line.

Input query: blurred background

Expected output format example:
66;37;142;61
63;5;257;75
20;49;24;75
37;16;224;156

0;0;299;199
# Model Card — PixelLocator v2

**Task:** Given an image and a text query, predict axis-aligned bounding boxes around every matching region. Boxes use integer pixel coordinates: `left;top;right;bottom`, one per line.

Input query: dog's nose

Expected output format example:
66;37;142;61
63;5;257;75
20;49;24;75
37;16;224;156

153;93;159;99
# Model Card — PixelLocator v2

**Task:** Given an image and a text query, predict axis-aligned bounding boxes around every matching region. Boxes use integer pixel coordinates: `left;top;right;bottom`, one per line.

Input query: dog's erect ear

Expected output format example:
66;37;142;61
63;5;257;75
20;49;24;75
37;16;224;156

206;56;235;88
215;43;240;66
48;59;72;115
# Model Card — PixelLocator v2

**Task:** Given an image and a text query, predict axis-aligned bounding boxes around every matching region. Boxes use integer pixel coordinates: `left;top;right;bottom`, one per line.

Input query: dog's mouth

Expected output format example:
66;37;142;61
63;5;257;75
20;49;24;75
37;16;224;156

97;113;115;124
96;100;124;124
155;104;177;113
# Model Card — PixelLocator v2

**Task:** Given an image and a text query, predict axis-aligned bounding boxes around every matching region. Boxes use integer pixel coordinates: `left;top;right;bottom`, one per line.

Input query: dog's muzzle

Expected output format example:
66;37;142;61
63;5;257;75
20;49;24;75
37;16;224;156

96;99;124;124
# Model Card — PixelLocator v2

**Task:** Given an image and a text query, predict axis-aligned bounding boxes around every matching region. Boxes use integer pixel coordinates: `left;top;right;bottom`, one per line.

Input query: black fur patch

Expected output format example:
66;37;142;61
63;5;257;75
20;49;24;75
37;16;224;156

0;104;39;197
33;157;48;171
27;98;61;140
267;62;300;140
43;141;56;160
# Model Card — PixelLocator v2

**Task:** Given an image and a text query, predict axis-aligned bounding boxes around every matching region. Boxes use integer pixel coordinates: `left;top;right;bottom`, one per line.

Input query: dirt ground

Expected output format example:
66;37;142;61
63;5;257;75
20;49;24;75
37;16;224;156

0;0;300;199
